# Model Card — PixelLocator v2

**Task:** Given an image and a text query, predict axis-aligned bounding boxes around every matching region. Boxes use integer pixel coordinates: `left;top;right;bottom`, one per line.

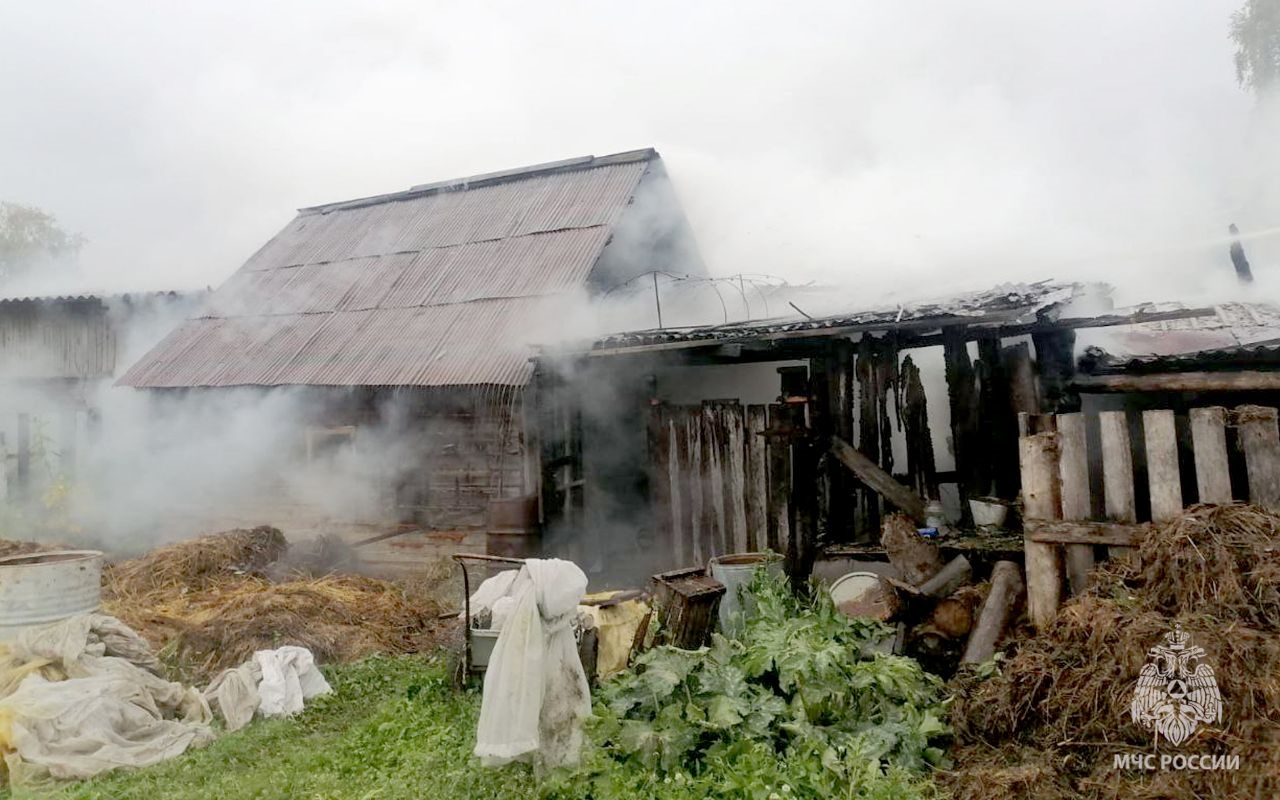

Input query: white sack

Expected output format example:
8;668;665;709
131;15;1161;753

474;558;590;769
253;646;331;718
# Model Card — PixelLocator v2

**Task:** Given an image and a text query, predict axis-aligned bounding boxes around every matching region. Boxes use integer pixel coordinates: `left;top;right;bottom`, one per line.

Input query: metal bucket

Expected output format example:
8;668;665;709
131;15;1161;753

0;550;104;637
708;552;783;637
829;571;903;655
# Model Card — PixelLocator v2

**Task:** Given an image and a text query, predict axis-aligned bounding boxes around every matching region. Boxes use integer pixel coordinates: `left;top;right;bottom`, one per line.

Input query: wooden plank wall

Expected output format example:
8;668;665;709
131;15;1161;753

1021;403;1280;627
654;403;783;565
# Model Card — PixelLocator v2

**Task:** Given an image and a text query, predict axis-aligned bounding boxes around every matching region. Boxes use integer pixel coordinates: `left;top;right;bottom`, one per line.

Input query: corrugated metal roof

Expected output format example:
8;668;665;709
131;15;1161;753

590;281;1081;352
120;150;658;388
1078;301;1280;372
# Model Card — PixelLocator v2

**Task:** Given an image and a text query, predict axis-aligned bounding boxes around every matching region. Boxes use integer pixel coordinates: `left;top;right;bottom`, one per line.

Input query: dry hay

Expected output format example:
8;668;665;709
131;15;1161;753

104;528;456;682
106;526;288;596
0;539;67;558
945;503;1280;800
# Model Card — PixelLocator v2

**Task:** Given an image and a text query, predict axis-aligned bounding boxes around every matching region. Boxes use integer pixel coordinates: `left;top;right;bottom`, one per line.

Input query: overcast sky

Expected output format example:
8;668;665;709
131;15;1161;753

1;1;1275;306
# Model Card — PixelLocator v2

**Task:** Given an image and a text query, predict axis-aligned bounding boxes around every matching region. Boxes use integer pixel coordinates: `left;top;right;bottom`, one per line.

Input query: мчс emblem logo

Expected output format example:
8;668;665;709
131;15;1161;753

1129;625;1222;746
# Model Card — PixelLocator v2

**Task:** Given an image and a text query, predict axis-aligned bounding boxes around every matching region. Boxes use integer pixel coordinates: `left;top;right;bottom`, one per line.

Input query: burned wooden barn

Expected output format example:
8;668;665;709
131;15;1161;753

0;291;199;501
533;282;1220;582
119;149;705;573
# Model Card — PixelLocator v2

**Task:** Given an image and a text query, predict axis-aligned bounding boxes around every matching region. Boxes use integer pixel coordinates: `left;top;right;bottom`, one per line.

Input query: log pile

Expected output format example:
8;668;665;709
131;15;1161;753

873;513;1026;675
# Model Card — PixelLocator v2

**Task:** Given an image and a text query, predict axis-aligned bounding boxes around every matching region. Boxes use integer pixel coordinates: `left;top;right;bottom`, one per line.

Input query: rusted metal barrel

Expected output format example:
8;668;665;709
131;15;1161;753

0;550;104;636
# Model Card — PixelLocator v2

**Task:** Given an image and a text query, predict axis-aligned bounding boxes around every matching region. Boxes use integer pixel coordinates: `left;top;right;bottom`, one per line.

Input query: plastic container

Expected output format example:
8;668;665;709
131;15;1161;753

969;498;1010;528
0;550;104;638
708;552;783;636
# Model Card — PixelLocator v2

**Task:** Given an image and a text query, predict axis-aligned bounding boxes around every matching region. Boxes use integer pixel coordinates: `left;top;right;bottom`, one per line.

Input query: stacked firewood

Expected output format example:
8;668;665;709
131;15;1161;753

875;514;1025;674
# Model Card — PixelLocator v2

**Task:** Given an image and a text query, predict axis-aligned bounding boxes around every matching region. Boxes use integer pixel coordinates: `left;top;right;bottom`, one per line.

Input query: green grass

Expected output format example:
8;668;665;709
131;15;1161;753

32;655;538;800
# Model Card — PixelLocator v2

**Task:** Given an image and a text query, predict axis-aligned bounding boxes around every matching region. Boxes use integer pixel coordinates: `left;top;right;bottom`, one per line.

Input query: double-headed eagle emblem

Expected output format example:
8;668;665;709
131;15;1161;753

1129;625;1222;746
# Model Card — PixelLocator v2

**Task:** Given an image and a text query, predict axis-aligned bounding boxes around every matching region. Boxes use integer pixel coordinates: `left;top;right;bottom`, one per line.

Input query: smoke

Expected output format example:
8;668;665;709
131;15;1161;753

2;0;1277;307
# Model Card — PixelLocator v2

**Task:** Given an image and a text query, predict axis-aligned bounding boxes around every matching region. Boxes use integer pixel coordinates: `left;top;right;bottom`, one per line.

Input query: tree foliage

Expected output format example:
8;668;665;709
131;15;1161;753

0;201;84;285
1231;0;1280;95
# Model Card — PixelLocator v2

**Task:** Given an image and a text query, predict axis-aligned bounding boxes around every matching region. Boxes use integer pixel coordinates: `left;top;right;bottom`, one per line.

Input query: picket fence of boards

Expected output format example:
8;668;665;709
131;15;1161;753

1018;404;1280;628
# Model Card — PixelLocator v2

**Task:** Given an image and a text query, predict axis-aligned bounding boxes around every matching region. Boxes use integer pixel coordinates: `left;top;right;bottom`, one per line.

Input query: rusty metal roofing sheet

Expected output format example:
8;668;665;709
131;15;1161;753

120;150;655;388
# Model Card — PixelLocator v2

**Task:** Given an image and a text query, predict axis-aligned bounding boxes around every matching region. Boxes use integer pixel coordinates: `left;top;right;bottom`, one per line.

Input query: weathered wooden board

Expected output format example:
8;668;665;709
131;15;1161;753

1019;432;1062;629
1189;406;1231;505
1236;405;1280;511
1144;410;1182;523
745;405;769;552
1025;519;1150;547
829;435;927;522
1056;412;1093;593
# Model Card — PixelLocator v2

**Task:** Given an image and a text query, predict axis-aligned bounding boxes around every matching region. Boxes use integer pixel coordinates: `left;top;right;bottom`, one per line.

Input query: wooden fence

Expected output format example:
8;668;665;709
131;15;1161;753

1019;404;1280;627
649;403;795;566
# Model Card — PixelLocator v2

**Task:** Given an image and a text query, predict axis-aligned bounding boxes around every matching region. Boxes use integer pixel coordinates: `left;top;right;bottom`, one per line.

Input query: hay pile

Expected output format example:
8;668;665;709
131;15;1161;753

945;504;1280;800
104;527;452;681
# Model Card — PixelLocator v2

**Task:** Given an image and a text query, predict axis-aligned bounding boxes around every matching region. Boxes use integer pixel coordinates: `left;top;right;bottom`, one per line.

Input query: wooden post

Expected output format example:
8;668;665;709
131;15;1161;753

1189;407;1231;504
788;435;820;592
1144;410;1183;523
1019;431;1062;628
1004;343;1039;418
944;327;982;519
1099;410;1136;557
826;340;855;541
961;560;1024;664
1057;413;1093;594
1031;329;1079;413
978;336;1018;499
1236;405;1280;510
745;405;769;552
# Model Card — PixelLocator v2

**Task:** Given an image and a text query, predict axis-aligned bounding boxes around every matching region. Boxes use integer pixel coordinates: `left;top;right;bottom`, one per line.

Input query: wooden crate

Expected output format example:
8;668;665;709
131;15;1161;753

650;566;727;649
1019;404;1280;627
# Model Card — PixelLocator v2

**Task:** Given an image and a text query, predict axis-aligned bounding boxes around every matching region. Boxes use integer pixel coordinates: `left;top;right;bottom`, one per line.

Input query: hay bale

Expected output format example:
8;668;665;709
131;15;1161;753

946;503;1280;800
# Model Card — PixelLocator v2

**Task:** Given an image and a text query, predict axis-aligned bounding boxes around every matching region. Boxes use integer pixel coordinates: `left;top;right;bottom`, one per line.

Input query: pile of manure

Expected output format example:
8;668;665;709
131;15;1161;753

103;527;452;681
945;503;1280;800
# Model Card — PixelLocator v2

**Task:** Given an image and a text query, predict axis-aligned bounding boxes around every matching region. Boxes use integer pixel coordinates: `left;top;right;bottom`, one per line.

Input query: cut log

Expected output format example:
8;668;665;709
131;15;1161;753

830;435;927;522
1074;371;1280;392
961;561;1025;665
930;596;977;639
918;555;972;598
880;512;943;585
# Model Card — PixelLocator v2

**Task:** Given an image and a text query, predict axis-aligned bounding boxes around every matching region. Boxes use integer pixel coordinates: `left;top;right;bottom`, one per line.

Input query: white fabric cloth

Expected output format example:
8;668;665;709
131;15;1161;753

0;615;214;786
474;558;590;769
460;570;521;622
204;646;331;731
254;646;331;718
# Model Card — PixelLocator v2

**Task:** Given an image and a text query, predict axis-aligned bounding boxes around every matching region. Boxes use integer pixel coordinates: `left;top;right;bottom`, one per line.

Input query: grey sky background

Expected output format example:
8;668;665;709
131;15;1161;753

1;0;1275;308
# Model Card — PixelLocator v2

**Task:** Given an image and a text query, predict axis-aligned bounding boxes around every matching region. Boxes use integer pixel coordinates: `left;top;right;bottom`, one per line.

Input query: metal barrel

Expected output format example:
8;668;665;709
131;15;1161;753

0;550;104;636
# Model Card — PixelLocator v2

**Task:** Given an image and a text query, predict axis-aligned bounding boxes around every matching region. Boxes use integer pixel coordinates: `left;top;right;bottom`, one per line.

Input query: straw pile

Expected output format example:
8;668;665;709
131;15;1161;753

0;539;62;558
104;527;453;681
945;504;1280;800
